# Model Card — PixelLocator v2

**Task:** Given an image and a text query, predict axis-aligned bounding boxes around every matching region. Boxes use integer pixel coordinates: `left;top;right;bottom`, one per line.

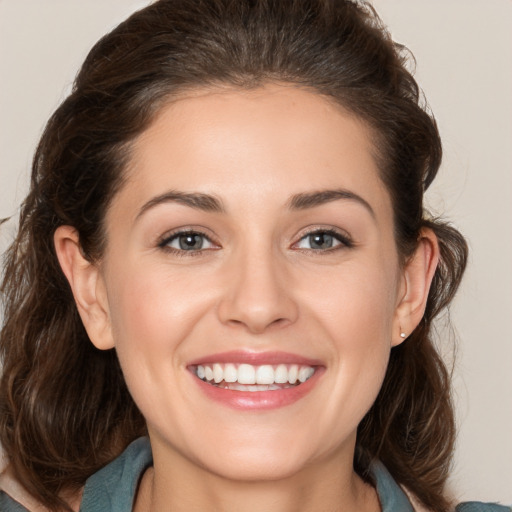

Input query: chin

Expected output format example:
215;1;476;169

199;449;310;482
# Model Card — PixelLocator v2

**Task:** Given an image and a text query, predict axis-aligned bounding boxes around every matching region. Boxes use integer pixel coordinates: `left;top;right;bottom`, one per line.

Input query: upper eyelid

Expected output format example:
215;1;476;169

292;227;354;250
158;228;217;247
295;226;352;241
156;225;353;249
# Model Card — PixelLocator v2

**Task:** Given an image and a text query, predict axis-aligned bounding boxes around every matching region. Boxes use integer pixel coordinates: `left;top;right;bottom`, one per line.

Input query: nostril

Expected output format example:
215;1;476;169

216;265;299;332
225;315;292;334
269;317;290;328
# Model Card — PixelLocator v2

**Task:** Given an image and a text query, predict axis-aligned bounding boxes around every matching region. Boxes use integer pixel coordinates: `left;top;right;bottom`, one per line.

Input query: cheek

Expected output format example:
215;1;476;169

104;263;211;404
296;257;398;431
300;255;398;342
104;265;203;420
108;262;205;345
327;262;397;382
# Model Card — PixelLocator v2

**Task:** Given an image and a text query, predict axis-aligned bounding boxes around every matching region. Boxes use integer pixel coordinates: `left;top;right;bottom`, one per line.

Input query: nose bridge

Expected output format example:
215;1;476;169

217;239;298;333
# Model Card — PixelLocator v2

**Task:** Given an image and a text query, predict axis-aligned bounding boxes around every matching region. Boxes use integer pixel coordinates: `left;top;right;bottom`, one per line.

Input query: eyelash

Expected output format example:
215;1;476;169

158;229;218;257
292;228;354;252
157;227;354;256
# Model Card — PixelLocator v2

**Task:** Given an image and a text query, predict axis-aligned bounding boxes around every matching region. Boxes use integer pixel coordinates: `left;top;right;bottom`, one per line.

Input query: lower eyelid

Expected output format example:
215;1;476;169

170;236;213;249
294;230;353;249
157;229;352;252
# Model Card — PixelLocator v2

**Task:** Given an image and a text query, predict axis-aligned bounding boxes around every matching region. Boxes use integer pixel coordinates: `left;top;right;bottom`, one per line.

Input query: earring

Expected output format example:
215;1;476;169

400;332;406;339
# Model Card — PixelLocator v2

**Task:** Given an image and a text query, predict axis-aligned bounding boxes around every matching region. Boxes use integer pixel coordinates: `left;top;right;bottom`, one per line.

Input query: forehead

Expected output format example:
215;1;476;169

117;84;391;219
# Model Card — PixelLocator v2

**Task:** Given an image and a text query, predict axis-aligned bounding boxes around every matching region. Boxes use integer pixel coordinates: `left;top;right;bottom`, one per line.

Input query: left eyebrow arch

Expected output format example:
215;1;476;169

287;189;375;218
136;190;225;220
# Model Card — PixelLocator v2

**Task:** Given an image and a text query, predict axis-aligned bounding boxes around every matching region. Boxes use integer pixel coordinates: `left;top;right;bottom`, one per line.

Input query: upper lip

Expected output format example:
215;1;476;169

187;350;323;367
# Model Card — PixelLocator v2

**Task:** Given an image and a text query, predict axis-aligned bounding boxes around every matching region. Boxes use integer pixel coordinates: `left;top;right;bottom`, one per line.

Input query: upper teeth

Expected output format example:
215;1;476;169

195;363;315;385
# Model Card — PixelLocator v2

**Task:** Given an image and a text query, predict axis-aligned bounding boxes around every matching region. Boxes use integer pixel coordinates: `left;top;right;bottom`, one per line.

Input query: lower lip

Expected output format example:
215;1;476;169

190;368;324;411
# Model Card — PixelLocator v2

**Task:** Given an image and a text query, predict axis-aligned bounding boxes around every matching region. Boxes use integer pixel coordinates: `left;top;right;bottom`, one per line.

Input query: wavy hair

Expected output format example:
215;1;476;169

0;1;467;510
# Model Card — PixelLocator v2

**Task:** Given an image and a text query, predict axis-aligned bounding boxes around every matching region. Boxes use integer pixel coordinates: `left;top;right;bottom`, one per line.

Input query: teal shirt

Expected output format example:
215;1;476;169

1;437;509;511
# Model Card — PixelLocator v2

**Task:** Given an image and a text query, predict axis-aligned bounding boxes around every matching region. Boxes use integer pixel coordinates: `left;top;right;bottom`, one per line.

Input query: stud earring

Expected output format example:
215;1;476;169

400;332;406;339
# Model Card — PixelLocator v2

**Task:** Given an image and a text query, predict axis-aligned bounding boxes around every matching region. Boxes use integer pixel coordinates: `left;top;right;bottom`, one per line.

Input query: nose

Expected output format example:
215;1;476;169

216;249;299;334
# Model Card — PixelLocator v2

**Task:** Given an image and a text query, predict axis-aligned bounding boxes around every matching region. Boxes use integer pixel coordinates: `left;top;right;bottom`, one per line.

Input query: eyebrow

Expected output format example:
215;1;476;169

136;187;374;220
288;189;375;218
136;190;225;220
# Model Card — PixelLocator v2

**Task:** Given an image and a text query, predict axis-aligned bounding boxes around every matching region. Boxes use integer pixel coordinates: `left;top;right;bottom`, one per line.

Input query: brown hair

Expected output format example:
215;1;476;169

0;1;467;510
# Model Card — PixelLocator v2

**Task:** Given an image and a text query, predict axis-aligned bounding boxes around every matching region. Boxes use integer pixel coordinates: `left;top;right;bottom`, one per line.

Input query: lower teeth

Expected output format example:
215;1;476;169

205;381;294;391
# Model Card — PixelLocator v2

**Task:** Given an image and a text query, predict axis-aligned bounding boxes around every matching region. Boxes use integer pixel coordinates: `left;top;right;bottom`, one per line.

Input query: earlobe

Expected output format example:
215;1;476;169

393;228;439;346
54;226;115;350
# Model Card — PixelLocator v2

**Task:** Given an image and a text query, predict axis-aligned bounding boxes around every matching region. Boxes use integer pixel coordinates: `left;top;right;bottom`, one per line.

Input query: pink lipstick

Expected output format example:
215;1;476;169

187;350;325;410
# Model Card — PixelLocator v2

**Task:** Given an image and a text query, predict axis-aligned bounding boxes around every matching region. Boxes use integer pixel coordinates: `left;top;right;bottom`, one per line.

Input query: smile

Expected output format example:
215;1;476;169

193;363;316;391
187;352;324;410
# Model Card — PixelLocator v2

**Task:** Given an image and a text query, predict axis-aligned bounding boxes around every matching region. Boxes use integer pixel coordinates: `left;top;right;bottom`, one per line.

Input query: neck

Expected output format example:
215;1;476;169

135;441;380;512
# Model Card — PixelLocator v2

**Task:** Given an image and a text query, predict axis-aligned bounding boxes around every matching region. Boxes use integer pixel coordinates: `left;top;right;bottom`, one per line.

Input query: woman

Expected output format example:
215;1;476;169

0;1;508;511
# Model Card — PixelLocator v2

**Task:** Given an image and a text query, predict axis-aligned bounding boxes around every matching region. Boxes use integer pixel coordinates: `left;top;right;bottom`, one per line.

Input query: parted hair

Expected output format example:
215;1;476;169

0;1;467;511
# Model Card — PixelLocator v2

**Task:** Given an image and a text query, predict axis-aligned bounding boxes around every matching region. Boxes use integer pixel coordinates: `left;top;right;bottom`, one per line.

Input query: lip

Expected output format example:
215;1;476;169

187;350;325;411
187;350;323;367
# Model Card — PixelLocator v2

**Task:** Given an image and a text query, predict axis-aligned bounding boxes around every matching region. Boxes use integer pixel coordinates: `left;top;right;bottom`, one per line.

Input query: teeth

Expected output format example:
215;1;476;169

225;383;282;392
238;364;256;384
274;364;288;383
255;365;274;384
204;366;214;381
213;363;223;383
195;363;316;387
224;363;237;383
288;365;298;384
298;366;315;382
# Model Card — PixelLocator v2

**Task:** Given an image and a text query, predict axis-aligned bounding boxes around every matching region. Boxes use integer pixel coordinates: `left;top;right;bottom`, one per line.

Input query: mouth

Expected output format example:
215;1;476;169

191;363;316;391
187;351;323;410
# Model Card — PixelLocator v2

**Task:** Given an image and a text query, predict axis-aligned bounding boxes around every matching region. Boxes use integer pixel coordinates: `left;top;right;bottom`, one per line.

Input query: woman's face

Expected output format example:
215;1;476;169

93;85;407;480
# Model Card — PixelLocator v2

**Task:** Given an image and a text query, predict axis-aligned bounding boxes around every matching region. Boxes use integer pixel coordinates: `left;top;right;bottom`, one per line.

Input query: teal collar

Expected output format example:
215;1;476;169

79;438;415;512
371;460;415;511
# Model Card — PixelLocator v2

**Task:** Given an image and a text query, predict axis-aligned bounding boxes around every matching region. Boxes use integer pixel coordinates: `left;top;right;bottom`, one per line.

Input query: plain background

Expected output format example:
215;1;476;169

0;0;511;505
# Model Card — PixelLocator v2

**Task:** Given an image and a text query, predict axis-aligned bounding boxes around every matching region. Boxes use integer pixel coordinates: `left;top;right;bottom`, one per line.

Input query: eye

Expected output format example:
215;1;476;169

294;229;352;251
159;231;216;252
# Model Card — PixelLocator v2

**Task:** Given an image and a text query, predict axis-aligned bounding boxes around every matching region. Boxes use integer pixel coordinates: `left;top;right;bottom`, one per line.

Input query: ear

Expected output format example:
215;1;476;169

392;228;439;346
54;226;115;350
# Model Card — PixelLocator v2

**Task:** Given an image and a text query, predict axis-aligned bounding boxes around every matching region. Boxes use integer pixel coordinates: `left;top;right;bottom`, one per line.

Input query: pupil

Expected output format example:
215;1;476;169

310;233;333;249
179;234;203;250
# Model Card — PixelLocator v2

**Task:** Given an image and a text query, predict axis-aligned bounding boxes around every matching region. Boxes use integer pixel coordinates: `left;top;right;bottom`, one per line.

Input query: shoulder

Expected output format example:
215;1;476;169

79;436;153;511
0;464;46;512
371;461;510;512
0;493;30;512
403;489;511;512
0;437;152;512
455;503;511;512
0;491;31;512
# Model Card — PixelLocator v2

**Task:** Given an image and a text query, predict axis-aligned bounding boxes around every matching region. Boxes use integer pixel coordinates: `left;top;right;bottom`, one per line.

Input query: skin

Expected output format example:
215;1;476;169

55;84;439;512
